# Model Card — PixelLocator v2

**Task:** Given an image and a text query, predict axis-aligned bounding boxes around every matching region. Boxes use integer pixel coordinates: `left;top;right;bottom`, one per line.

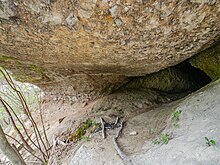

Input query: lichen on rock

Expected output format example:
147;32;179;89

189;42;220;81
123;67;193;93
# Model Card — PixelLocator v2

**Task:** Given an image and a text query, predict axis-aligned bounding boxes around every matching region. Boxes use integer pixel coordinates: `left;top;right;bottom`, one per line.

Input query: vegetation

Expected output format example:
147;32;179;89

69;119;98;142
173;110;182;128
189;42;220;81
205;137;217;146
152;139;161;145
0;125;26;165
152;133;171;145
160;133;171;144
0;67;50;164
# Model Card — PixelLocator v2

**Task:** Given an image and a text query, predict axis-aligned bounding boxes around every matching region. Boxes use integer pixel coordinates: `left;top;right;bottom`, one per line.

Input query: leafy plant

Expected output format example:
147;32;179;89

173;110;182;127
149;128;157;134
152;139;160;144
152;133;171;145
69;118;98;142
81;136;91;142
205;137;217;146
161;133;170;144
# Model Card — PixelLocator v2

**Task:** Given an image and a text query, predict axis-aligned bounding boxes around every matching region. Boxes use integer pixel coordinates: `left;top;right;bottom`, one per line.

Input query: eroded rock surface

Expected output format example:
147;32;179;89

190;42;220;80
0;0;219;85
67;76;220;165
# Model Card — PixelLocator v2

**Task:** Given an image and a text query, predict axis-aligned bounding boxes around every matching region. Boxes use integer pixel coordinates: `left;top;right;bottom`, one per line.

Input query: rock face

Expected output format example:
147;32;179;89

67;78;220;165
124;62;212;93
190;42;220;80
0;1;219;77
0;0;219;100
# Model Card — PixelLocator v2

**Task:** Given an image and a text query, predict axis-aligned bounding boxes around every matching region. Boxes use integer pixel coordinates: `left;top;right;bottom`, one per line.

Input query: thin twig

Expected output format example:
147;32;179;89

0;98;34;153
0;97;47;158
1;70;42;146
47;135;57;165
115;121;124;140
100;117;106;139
11;144;26;163
1;69;49;159
18;92;49;159
0;68;50;162
5;134;43;162
0;70;43;154
114;117;119;126
39;96;50;148
112;121;134;165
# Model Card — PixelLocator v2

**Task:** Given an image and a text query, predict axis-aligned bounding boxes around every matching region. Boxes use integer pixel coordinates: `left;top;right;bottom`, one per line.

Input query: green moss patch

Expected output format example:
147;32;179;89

124;67;193;93
189;42;220;81
69;118;98;142
0;55;19;61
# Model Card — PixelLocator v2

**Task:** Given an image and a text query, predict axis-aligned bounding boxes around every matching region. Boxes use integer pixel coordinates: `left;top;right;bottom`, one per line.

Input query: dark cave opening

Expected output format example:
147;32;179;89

175;60;212;92
121;59;212;95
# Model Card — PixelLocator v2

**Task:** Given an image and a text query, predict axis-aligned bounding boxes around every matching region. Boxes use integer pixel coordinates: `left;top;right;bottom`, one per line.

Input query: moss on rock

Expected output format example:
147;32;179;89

189;42;220;81
124;67;194;93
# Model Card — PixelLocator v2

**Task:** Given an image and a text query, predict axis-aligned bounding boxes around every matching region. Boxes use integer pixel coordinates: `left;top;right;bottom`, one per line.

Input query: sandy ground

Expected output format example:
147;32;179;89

61;79;220;165
2;79;218;165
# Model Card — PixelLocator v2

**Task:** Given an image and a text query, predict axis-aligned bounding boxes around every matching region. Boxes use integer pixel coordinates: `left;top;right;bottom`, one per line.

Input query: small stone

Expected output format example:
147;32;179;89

124;6;130;13
109;5;118;18
115;18;123;27
129;131;138;136
82;102;88;107
66;13;78;27
121;40;126;45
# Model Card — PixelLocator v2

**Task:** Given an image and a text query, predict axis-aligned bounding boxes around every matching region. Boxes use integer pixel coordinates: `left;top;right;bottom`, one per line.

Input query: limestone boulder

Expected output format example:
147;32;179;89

0;0;219;82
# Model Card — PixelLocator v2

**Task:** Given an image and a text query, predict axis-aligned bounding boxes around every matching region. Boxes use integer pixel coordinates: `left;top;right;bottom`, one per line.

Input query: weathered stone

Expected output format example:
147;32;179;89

91;88;172;116
0;0;219;100
0;0;16;20
189;42;220;81
109;5;118;18
124;67;193;93
66;13;78;27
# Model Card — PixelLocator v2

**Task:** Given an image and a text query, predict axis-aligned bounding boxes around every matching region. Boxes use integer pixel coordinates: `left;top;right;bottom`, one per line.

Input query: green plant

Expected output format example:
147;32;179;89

152;139;160;144
81;136;91;142
205;137;217;146
152;133;171;145
69;118;98;142
173;110;182;127
161;133;170;144
149;128;157;134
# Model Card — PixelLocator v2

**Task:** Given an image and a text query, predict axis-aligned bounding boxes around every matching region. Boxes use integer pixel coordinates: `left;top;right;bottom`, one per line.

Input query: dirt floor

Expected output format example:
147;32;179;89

2;80;218;165
40;79;220;165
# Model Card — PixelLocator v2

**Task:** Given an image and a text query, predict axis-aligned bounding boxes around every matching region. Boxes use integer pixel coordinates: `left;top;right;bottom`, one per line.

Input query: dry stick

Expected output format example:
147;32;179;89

5;134;43;162
0;125;26;165
114;117;119;126
17;91;49;159
100;117;106;139
47;135;57;165
18;93;46;160
112;121;134;165
2;70;49;159
0;98;47;159
0;70;48;161
11;143;27;163
39;96;50;149
0;98;34;153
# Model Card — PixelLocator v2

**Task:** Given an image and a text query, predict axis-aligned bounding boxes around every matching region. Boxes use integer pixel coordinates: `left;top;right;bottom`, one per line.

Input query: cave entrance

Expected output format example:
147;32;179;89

175;60;212;92
122;59;212;95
